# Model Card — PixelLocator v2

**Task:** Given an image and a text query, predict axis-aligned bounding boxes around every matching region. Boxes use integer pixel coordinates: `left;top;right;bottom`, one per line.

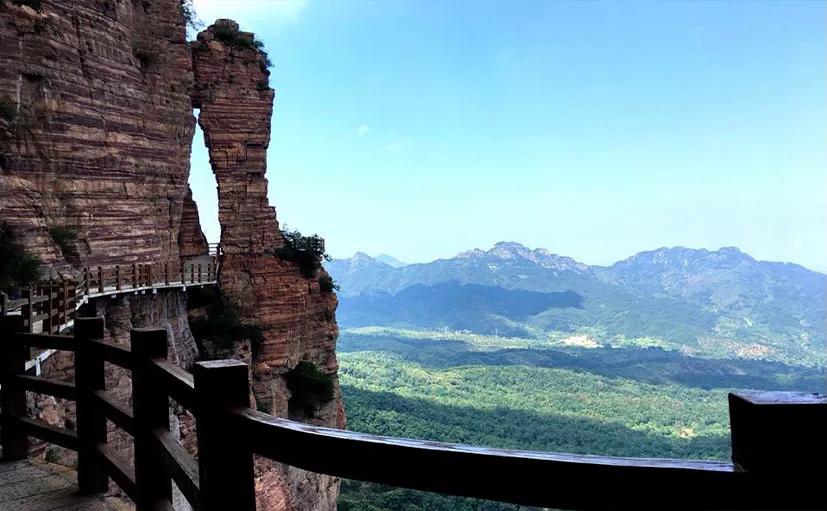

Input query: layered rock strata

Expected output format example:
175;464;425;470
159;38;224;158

1;3;343;509
178;187;209;260
0;0;202;502
0;0;196;269
191;20;343;511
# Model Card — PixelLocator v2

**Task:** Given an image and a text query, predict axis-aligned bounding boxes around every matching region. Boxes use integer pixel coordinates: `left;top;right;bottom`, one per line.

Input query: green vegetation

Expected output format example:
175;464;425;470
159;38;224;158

0;96;15;121
318;274;339;293
44;446;61;464
181;0;202;31
48;225;77;257
212;22;272;71
0;223;41;294
255;79;270;91
0;94;32;144
132;44;157;72
277;228;330;278
189;298;263;354
286;361;335;415
335;327;823;510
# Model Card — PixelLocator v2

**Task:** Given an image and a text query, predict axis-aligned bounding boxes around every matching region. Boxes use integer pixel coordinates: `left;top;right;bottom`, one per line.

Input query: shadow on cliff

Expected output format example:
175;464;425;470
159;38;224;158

337;334;826;393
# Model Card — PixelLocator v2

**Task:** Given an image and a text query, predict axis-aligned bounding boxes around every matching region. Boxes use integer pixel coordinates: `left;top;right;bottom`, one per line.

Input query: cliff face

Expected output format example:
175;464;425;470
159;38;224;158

178;187;209;260
0;0;203;496
192;20;344;511
0;0;196;269
2;4;343;509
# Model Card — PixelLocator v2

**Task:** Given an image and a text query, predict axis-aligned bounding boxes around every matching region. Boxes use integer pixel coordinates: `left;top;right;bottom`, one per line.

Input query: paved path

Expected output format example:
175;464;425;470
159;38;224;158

0;460;127;511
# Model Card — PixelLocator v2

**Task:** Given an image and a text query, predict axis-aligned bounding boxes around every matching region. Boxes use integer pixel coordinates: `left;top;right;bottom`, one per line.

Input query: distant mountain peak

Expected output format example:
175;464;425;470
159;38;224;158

375;254;407;268
456;242;588;272
352;251;375;263
620;246;755;268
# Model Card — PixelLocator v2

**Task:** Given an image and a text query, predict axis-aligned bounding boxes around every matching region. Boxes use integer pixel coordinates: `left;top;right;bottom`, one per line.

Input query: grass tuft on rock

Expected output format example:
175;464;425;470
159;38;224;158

0;222;41;294
48;225;77;256
286;361;335;415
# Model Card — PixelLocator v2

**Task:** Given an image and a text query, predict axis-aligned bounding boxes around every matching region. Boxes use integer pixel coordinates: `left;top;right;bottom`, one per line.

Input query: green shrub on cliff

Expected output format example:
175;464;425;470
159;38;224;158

48;225;77;257
0;96;16;122
277;228;330;278
181;0;202;31
190;296;264;353
318;274;339;293
286;361;335;415
0;223;41;294
212;22;272;71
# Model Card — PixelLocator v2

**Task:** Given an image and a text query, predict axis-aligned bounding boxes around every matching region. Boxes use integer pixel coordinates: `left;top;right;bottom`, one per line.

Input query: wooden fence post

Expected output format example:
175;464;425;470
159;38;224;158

164;263;170;286
115;265;121;291
59;280;67;331
97;266;104;293
83;267;89;296
0;315;28;460
197;264;202;283
74;317;109;494
194;360;256;511
131;328;172;510
180;263;185;285
132;264;138;289
45;278;54;335
190;264;195;285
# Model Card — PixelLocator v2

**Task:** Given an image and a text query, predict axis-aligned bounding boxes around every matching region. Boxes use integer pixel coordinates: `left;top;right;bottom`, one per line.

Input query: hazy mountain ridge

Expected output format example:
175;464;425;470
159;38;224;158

326;243;826;364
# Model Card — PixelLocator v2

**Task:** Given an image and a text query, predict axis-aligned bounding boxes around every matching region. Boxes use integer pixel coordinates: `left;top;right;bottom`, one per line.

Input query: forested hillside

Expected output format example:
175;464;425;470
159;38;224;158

336;328;825;510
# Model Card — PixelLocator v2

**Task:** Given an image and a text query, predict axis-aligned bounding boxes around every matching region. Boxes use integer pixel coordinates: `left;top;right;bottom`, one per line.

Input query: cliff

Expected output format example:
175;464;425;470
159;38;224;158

0;0;196;269
192;20;344;511
1;2;343;510
0;2;203;503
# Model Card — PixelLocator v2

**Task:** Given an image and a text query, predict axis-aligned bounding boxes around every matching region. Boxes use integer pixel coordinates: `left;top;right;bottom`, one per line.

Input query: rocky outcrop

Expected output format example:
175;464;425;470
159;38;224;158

178;187;209;260
192;20;344;511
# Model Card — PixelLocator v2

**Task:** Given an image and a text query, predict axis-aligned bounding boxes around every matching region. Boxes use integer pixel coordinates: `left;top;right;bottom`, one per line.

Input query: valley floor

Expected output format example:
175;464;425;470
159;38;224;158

335;327;825;511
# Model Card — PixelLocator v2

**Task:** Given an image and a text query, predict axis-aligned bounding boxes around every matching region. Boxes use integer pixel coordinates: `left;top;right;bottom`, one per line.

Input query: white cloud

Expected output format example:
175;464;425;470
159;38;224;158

192;0;308;30
357;125;369;137
384;141;404;153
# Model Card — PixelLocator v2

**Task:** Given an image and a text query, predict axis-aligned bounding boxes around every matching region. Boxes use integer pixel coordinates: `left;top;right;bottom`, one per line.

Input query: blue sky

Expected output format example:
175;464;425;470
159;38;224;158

189;0;826;271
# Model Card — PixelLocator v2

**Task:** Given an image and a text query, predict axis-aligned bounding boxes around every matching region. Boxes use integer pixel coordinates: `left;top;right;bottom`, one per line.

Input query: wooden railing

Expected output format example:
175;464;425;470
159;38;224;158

1;279;79;335
1;258;218;336
80;260;218;297
1;316;823;510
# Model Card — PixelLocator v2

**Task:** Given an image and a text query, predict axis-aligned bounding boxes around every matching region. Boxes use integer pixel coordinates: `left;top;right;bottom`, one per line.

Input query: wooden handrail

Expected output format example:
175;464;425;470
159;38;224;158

2;317;823;510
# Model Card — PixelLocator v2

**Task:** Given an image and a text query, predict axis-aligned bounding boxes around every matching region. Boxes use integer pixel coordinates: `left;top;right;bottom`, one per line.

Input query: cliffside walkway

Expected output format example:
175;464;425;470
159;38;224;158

0;459;119;511
0;255;218;376
0;316;823;511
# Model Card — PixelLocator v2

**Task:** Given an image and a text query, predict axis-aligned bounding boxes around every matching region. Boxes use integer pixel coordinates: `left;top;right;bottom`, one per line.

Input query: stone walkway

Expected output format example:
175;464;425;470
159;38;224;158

0;460;125;511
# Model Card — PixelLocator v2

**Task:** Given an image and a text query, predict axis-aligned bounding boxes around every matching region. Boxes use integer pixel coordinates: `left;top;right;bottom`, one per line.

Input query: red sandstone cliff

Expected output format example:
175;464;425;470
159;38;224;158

0;0;196;270
2;3;343;510
191;20;344;511
0;2;203;500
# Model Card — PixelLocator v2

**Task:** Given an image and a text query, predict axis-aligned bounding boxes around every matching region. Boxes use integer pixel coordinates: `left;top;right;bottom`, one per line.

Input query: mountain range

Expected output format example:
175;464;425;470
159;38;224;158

326;243;826;365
